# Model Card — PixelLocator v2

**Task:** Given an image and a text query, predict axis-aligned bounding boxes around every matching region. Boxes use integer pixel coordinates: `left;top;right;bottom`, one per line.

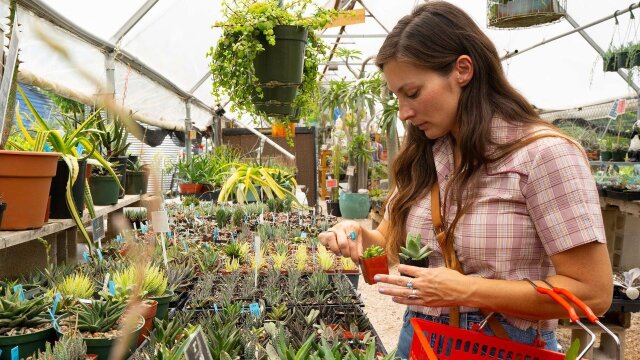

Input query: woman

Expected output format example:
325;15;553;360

318;2;612;358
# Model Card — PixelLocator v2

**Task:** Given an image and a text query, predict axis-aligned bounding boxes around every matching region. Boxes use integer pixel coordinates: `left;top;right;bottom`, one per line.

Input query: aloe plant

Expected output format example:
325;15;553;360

34;333;87;360
362;245;384;259
74;299;127;333
8;85;122;252
0;288;51;335
111;264;168;300
55;272;94;309
399;233;432;261
217;164;299;205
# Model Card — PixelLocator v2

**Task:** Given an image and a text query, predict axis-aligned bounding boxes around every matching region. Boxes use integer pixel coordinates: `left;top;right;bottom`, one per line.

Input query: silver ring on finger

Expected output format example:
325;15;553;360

408;289;418;299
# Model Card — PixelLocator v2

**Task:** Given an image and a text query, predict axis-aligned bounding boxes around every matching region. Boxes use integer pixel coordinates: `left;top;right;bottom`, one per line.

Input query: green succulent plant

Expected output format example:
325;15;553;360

35;333;87;360
0;288;51;335
215;207;232;227
74;299;127;333
399;233;432;261
231;207;245;227
111;264;168;300
224;242;243;260
55;272;94;309
362;245;385;259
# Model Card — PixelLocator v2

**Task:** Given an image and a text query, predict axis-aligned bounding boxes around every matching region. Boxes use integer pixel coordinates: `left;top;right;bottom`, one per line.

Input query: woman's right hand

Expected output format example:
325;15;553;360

318;220;364;263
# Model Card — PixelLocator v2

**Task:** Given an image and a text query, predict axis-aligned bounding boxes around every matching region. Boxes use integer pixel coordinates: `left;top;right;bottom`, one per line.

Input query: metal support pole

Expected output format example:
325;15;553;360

563;11;640;95
185;99;192;163
110;0;159;44
104;52;116;121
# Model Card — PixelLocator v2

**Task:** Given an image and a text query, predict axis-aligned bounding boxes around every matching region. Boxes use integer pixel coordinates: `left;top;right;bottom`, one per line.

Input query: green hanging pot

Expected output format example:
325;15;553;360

253;25;308;117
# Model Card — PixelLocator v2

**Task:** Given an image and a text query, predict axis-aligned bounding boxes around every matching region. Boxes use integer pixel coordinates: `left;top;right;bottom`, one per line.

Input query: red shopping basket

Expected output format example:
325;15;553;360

408;318;565;360
409;279;620;360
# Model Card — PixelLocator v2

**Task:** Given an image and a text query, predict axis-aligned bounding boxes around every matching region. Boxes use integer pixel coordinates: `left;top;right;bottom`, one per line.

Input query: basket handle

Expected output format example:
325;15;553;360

525;279;579;322
540;280;598;323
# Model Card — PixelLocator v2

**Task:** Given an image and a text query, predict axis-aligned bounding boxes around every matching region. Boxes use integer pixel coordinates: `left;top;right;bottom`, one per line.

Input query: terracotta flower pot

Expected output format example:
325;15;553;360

0;150;60;230
178;183;203;194
359;254;389;285
135;300;158;346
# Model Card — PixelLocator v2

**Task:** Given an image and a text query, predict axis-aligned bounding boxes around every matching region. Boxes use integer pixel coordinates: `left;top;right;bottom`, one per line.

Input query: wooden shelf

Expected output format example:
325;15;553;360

0;195;142;249
600;196;640;217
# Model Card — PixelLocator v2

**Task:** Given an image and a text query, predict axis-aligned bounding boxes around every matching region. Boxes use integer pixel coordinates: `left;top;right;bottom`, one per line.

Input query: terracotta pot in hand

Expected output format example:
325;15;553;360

360;254;389;285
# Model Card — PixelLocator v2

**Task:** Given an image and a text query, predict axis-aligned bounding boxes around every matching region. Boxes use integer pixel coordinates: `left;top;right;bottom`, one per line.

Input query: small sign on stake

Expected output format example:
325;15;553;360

346;165;355;176
92;216;105;247
183;327;213;360
152;211;170;233
326;178;338;189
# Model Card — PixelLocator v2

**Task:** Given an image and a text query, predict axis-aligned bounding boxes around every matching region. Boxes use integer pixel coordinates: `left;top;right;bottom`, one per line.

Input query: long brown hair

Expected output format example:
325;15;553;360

376;2;576;263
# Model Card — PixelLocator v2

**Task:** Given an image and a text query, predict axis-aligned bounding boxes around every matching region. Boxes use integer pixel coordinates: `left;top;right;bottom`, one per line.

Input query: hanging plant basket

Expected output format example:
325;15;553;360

487;0;566;29
253;25;308;117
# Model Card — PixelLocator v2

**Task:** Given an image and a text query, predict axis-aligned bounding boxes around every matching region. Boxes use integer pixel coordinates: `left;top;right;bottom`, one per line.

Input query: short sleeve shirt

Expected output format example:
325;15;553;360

400;118;606;330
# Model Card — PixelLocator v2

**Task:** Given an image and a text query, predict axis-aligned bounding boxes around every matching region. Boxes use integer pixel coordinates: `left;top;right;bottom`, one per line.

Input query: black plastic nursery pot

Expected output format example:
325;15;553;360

603;55;617;72
111;156;128;199
0;326;55;360
616;50;629;69
605;189;640;201
252;25;308;117
601;150;613;161
612;149;627;162
399;257;429;278
89;176;120;205
326;200;341;217
49;159;86;219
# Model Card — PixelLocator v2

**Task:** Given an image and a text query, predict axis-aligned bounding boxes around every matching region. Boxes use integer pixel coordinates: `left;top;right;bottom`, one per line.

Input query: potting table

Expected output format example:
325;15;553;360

0;194;144;277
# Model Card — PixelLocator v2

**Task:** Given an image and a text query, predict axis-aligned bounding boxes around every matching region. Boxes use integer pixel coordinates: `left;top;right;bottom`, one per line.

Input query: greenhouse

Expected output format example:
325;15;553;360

0;0;639;359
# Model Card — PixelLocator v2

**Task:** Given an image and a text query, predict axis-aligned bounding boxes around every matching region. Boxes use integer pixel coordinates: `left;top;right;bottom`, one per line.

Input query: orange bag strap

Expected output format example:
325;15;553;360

430;182;510;339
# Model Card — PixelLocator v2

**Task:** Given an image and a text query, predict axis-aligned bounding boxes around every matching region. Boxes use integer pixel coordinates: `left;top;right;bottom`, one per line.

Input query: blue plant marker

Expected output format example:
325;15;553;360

11;346;18;360
108;281;116;295
13;284;24;301
214;227;219;242
181;238;189;251
43;143;52;152
249;303;261;317
49;293;62;332
51;292;61;315
214;304;219;313
168;230;173;238
141;223;148;234
301;232;308;239
0;349;3;357
83;251;90;262
204;242;210;250
96;248;103;262
116;234;124;243
75;143;84;156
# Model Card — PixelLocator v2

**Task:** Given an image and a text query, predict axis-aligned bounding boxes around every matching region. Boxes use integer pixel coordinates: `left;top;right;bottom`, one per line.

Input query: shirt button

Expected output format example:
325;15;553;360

444;174;449;180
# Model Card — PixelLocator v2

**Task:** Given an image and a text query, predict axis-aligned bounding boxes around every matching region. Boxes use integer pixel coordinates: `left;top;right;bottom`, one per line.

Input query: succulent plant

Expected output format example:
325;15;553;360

35;333;87;360
215;207;231;227
399;233;432;261
56;273;94;301
271;253;288;272
274;239;289;256
111;264;168;300
0;288;51;335
74;299;127;333
224;241;243;260
231;207;245;227
340;257;358;271
362;245;385;259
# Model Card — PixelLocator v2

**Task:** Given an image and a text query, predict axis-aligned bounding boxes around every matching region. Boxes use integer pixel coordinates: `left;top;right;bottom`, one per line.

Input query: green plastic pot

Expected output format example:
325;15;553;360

58;315;144;360
338;192;371;219
612;149;627;162
89;176;120;205
125;171;147;195
600;151;612;161
149;290;174;320
0;326;55;360
252;25;308;117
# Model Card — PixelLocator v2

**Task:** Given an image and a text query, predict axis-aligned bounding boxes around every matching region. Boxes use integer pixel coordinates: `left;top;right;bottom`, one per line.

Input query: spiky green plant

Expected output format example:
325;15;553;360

231;207;245;227
399;233;432;261
215;207;231;227
267;303;289;322
35;333;87;360
224;242;243;259
271;253;288;272
274;240;289;256
55;272;94;309
111;264;168;300
0;288;51;335
362;245;385;259
200;313;242;359
74;299;127;333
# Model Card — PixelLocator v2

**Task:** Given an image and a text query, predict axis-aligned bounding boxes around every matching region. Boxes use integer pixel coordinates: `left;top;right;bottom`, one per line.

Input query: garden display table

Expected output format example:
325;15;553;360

0;195;144;277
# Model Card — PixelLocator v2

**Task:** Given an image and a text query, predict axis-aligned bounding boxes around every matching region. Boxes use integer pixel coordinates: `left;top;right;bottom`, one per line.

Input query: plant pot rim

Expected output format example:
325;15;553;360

0;324;53;343
0;150;61;157
57;314;145;340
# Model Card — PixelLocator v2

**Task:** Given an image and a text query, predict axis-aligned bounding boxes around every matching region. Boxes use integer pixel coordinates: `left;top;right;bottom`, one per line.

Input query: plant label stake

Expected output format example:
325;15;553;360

299;210;303;226
214;227;219;243
108;280;116;296
103;273;110;293
82;251;90;263
11;346;18;360
183;326;213;360
159;233;169;270
49;292;62;332
95;248;103;262
12;284;24;301
346;165;355;176
152;210;171;269
249;302;261;317
254;236;261;288
92;216;105;249
213;304;219;313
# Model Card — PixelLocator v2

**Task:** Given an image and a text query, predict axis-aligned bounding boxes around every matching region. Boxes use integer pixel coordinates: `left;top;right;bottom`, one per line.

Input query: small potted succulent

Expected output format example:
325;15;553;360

34;332;88;360
399;233;432;278
0;288;53;360
124;158;149;195
359;245;388;285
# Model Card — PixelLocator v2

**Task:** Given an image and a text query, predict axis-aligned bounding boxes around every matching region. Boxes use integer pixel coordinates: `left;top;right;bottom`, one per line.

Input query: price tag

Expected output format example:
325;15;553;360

92;216;105;245
103;273;110;292
140;223;148;234
183;327;213;360
213;304;219;313
13;284;24;301
213;227;219;242
189;129;197;140
152;210;170;233
326;179;337;189
346;165;355;176
249;302;261;317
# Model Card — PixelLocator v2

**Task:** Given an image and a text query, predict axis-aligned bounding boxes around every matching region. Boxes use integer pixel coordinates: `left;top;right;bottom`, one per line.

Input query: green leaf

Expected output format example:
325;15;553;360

565;338;581;360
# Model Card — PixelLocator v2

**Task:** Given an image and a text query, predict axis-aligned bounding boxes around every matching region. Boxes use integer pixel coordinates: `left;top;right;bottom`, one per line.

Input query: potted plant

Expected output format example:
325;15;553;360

34;332;88;360
58;299;144;360
89;164;121;205
0;288;54;360
175;155;208;194
359;245;388;285
52;272;95;311
199;145;240;201
487;0;565;29
217;164;298;205
124;207;147;230
600;138;613;161
94;114;131;199
110;264;170;322
124;158;149;195
208;0;336;140
612;138;630;162
399;233;432;278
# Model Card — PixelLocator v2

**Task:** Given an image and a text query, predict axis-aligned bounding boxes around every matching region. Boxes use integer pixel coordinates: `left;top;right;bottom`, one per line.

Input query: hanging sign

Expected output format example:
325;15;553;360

617;99;627;114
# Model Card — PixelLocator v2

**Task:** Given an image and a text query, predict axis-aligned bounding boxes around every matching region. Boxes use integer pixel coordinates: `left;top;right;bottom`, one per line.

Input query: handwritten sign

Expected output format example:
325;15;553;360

183;327;213;360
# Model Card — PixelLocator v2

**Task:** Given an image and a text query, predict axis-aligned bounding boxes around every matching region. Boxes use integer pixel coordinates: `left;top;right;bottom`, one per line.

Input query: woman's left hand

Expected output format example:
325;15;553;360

374;265;471;307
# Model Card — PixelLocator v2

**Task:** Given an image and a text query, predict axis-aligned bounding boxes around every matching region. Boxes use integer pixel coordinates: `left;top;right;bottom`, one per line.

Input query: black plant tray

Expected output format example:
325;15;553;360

608;287;640;313
605;189;640;201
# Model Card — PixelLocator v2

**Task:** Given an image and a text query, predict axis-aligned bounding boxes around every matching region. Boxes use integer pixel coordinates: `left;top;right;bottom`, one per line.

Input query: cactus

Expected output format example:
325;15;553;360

362;245;385;259
399;233;432;261
0;288;51;335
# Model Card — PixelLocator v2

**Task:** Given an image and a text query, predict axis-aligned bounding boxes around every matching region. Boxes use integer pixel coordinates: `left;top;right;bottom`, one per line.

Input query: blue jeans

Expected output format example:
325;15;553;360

396;309;558;359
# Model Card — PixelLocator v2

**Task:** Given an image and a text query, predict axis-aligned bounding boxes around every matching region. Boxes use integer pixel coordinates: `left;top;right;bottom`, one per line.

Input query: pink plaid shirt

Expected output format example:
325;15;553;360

391;118;605;330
